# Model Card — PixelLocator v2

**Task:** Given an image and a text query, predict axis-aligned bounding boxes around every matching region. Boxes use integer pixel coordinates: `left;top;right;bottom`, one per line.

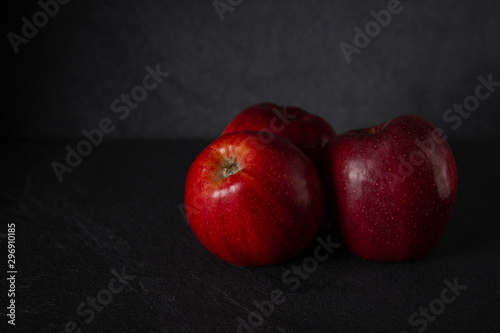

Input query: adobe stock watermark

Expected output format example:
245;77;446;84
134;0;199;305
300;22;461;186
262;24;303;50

61;267;136;333
7;0;71;54
339;0;404;64
51;63;169;183
374;72;498;185
400;277;467;333
178;105;297;223
236;235;340;333
369;126;447;186
442;73;499;130
212;0;243;22
238;106;298;152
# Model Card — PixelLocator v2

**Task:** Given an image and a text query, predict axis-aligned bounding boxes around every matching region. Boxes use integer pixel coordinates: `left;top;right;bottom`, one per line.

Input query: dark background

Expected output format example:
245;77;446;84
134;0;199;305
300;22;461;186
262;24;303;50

2;0;500;332
3;0;500;140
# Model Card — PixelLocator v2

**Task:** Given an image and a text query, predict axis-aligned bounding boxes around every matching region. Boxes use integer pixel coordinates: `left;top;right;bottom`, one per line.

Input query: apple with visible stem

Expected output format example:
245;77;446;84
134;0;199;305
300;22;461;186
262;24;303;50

322;115;458;262
184;131;325;266
222;103;336;167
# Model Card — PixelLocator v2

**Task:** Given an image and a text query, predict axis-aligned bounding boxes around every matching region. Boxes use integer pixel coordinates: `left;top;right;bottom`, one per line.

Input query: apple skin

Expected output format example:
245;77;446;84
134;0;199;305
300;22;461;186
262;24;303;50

222;103;336;167
322;115;458;262
184;131;325;266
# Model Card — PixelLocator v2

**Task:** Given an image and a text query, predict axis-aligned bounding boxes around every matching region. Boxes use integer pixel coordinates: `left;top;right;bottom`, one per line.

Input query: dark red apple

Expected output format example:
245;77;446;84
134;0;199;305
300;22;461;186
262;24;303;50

184;131;325;266
222;103;336;167
322;115;458;262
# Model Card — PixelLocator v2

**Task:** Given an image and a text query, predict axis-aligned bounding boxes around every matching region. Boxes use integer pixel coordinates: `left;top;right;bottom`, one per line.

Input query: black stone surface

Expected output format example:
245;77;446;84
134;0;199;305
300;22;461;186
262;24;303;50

1;139;498;332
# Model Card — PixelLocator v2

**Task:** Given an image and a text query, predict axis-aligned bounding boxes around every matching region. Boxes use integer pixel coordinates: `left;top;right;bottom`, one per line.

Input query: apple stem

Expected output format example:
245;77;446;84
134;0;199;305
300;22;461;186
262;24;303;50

223;157;239;178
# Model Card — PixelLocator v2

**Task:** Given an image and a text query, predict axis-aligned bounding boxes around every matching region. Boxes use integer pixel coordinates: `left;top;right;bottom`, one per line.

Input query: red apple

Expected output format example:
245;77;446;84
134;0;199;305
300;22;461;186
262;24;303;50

184;131;325;266
222;103;336;167
322;115;458;262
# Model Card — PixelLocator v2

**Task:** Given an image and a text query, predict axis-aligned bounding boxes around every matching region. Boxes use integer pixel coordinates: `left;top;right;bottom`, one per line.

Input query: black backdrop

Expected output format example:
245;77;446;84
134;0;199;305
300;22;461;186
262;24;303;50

3;0;500;140
2;1;500;332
